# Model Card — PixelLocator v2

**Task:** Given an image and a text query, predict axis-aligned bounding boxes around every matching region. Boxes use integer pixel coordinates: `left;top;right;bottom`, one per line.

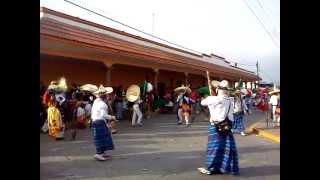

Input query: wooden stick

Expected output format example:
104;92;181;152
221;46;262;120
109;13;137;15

206;71;212;95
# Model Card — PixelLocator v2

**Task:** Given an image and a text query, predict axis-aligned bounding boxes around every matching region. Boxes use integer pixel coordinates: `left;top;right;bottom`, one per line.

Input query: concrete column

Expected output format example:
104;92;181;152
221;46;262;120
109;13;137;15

251;82;253;89
184;72;189;85
154;68;159;90
105;63;113;86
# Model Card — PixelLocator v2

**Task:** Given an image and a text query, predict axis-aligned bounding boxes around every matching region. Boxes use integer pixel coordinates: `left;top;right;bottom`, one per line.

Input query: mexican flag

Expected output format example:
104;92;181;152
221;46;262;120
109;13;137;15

238;79;244;89
140;80;148;96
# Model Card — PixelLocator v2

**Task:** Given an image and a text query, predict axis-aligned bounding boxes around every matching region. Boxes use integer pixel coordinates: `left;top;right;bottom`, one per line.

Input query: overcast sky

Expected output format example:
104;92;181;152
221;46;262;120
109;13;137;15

40;0;280;84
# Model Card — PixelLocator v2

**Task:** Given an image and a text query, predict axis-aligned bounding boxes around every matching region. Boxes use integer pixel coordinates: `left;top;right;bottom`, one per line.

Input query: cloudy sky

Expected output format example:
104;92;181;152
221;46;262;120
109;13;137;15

41;0;280;84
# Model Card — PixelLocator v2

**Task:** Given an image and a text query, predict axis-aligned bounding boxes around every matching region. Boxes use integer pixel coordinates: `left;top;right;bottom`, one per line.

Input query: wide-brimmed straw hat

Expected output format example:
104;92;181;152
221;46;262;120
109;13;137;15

57;77;68;92
47;77;68;92
80;84;98;93
48;81;58;90
235;89;241;94
240;89;248;95
213;80;234;91
126;84;141;102
174;85;191;94
93;85;113;96
269;89;280;95
211;80;220;88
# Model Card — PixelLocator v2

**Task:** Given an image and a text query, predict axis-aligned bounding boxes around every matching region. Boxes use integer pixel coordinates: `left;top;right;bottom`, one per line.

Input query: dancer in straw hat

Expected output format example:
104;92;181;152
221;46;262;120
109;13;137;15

126;85;144;127
45;79;67;140
231;89;248;136
91;85;116;161
175;85;194;127
198;80;239;175
269;89;280;127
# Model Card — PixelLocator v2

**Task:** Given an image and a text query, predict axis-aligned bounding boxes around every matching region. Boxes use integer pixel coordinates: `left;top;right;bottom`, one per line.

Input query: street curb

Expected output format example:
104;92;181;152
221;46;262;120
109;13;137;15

252;128;280;143
245;121;261;133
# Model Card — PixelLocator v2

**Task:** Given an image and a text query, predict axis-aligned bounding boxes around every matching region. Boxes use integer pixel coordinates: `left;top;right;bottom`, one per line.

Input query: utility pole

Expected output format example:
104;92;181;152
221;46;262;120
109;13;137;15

256;61;259;88
152;12;155;35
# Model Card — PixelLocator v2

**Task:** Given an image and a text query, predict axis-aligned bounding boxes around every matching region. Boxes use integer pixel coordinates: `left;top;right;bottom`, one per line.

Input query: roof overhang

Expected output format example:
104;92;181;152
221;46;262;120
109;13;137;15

40;7;258;81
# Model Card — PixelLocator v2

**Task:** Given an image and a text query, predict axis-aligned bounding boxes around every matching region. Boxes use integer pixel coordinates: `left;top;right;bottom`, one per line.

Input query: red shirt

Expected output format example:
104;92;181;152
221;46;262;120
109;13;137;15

190;91;199;101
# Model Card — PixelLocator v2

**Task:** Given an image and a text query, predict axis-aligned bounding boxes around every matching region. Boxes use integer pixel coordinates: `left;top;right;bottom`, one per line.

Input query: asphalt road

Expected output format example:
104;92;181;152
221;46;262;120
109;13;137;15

40;111;279;180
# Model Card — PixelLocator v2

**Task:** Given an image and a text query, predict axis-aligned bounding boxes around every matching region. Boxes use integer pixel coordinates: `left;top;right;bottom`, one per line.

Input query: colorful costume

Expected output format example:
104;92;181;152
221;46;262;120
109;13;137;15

47;104;65;139
232;96;247;134
76;106;86;129
200;95;239;175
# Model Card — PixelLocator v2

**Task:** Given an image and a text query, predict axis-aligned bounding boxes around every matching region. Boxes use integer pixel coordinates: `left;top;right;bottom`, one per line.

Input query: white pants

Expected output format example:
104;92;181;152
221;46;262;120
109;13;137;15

132;104;143;125
177;108;183;123
272;105;280;125
272;106;277;122
178;108;190;125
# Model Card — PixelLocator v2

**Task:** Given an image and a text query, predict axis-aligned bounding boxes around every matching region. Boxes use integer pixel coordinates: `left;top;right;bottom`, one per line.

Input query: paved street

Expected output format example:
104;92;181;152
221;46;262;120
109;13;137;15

40;112;279;180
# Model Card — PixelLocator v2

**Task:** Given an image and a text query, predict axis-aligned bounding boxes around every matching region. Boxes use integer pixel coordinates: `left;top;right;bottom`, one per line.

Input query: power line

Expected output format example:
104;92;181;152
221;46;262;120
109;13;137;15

64;0;259;71
245;0;280;45
64;0;204;55
259;68;275;82
242;0;279;48
256;0;280;40
257;0;279;31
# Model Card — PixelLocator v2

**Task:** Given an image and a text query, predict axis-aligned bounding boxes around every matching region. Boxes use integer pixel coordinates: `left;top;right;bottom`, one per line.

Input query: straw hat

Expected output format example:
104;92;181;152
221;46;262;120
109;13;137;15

47;77;68;92
269;89;280;95
213;80;232;91
48;81;58;90
126;84;141;102
93;85;113;96
57;77;68;92
174;85;191;94
80;84;98;93
240;88;248;95
211;80;220;88
235;89;241;94
146;83;153;93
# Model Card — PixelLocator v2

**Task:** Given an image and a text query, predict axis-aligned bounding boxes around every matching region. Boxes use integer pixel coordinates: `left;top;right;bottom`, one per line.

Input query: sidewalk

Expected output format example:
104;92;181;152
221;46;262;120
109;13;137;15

252;122;280;143
247;113;280;143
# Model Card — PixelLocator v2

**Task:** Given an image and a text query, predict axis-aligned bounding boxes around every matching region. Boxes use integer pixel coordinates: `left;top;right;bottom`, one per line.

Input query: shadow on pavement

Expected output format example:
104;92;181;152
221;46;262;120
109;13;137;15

240;165;280;178
238;146;280;154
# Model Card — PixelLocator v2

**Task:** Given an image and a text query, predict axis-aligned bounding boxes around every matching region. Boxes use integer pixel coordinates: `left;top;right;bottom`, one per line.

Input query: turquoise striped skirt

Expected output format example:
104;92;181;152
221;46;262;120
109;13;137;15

92;120;114;154
206;124;239;175
232;112;245;132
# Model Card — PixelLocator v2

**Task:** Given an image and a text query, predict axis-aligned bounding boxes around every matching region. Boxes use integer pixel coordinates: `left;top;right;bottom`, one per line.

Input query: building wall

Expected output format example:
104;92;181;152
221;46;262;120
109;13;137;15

40;56;106;86
111;65;154;89
158;70;186;88
188;74;207;89
40;55;209;91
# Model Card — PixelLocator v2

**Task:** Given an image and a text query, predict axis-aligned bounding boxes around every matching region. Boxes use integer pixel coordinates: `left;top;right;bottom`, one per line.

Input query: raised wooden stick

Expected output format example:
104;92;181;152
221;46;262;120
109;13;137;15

206;71;212;95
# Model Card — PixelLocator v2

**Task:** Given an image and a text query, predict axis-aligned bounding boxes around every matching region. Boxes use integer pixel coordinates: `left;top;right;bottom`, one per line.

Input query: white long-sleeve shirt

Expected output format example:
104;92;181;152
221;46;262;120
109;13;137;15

84;103;92;117
232;97;248;113
91;98;113;122
201;95;234;122
269;95;278;106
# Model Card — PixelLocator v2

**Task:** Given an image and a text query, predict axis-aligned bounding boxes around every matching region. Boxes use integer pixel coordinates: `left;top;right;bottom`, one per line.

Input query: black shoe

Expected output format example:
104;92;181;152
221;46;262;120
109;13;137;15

211;169;222;174
71;130;77;140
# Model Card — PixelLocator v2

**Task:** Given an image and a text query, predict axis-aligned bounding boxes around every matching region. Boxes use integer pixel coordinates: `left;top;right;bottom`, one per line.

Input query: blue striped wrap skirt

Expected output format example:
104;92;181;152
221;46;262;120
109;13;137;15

206;124;239;175
232;112;245;132
92;120;114;154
